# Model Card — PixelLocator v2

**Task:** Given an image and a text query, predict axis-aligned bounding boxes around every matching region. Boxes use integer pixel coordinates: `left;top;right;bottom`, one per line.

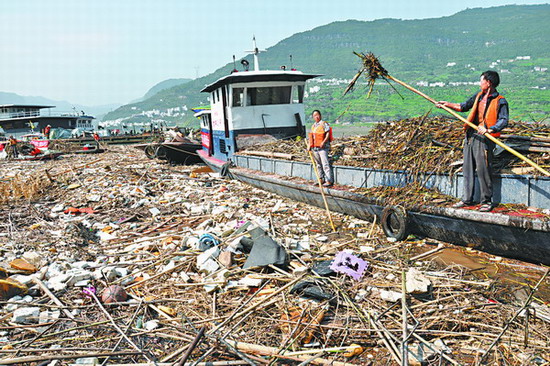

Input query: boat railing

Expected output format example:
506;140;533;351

44;110;91;118
0;110;91;120
0;110;41;119
234;154;550;209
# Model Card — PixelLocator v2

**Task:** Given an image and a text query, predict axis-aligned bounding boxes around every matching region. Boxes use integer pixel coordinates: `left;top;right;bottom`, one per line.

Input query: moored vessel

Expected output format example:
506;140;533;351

196;39;550;265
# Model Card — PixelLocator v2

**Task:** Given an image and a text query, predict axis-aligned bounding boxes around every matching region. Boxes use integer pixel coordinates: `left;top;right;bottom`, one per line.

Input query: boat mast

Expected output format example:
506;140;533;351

246;36;264;72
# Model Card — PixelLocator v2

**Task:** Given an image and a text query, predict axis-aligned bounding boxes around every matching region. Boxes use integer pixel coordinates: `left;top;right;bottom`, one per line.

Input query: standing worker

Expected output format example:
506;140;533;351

44;125;51;139
7;136;18;159
437;70;509;212
93;132;101;149
308;110;334;187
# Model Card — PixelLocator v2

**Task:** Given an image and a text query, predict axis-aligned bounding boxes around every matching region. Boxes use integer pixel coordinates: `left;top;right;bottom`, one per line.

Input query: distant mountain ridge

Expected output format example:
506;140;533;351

0;79;191;122
100;4;550;125
141;78;191;101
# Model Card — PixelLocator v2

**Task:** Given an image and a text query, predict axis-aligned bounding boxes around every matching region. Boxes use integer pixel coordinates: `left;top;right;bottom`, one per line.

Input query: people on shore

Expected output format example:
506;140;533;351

307;110;334;187
436;70;509;212
93;132;101;148
6;136;18;159
44;125;51;139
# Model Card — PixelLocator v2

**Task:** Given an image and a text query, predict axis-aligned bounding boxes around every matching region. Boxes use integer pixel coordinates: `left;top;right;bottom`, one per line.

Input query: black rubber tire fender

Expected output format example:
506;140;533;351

381;205;409;241
155;145;168;159
144;145;156;159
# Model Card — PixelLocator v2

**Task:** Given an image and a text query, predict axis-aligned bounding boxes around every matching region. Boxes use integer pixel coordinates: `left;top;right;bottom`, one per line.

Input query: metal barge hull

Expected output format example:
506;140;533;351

199;150;550;266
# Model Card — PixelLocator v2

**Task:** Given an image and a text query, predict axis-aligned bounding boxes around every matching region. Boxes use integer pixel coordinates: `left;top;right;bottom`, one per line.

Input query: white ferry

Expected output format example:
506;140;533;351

0;104;97;136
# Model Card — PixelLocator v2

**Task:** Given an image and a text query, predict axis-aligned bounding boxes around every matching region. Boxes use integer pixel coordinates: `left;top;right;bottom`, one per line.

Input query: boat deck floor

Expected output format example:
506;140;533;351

235;165;550;221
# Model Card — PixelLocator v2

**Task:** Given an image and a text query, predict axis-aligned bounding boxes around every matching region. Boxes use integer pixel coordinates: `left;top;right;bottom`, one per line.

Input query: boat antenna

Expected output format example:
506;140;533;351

290;54;295;70
232;55;237;73
246;36;265;72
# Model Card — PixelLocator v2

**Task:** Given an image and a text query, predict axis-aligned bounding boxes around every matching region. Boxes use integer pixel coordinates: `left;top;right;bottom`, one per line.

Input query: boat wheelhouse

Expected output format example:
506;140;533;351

199;41;319;161
0;104;97;136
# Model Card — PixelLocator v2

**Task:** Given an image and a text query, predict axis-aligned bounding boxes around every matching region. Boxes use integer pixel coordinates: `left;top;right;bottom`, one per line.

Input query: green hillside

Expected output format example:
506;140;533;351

102;4;550;126
141;78;191;100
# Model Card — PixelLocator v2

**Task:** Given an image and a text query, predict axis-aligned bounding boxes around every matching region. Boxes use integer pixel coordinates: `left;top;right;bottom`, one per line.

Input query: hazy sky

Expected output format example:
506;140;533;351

0;0;546;106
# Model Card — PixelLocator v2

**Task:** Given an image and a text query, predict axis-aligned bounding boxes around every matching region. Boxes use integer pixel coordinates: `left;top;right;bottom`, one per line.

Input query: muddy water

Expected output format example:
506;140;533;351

422;246;550;303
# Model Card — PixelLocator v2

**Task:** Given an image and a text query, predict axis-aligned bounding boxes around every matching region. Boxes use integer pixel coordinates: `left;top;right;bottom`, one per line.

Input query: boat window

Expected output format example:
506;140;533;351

292;85;304;104
247;86;292;106
232;88;244;107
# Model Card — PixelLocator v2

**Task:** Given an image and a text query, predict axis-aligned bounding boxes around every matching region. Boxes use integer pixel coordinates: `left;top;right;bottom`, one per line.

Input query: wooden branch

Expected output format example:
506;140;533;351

210;275;304;335
478;269;550;365
0;351;142;365
32;277;75;320
224;339;358;366
107;363;249;366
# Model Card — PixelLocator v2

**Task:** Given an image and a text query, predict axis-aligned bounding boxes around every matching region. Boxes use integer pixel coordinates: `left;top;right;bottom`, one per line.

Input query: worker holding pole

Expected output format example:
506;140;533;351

436;71;509;212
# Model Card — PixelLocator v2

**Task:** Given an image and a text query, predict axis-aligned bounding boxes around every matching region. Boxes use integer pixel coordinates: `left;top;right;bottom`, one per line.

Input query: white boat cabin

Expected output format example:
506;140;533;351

199;43;319;161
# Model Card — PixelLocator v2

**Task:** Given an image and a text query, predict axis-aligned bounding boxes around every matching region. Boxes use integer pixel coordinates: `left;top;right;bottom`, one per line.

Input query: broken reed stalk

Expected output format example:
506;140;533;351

177;326;206;366
223;340;357;366
346;51;550;177
477;268;550;365
0;351;143;365
32;278;75;320
87;290;152;362
100;299;144;366
106;363;249;366
401;270;409;366
210;274;305;335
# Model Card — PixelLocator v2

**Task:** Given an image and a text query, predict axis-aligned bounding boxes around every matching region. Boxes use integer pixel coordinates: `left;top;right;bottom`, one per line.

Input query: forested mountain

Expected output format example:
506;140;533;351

140;78;191;101
103;4;549;126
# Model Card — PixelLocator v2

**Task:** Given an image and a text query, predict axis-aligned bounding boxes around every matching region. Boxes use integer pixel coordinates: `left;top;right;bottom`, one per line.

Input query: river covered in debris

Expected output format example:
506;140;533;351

0;146;548;365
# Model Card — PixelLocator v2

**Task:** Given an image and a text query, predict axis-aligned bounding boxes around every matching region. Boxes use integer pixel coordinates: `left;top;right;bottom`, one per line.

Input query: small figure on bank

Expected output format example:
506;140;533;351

436;70;509;212
308;110;334;187
6;136;18;159
44;124;51;139
93;132;101;148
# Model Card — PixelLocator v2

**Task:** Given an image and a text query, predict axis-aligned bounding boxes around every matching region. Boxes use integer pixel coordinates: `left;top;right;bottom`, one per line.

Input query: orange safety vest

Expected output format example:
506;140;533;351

309;122;333;148
464;92;505;137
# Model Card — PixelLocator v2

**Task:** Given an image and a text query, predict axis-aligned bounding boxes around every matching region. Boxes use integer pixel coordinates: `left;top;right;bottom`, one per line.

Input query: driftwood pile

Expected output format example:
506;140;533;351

242;116;550;176
0;147;549;365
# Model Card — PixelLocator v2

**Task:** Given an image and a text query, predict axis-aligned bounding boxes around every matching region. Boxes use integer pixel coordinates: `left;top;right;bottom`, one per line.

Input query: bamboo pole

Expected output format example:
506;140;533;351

401;270;409;366
386;75;550;176
307;149;336;231
223;340;357;366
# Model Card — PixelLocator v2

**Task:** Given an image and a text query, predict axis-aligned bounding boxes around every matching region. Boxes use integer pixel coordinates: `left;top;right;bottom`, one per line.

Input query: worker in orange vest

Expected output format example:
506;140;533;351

437;70;509;212
307;110;334;187
93;132;100;148
7;136;19;158
44;124;51;138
